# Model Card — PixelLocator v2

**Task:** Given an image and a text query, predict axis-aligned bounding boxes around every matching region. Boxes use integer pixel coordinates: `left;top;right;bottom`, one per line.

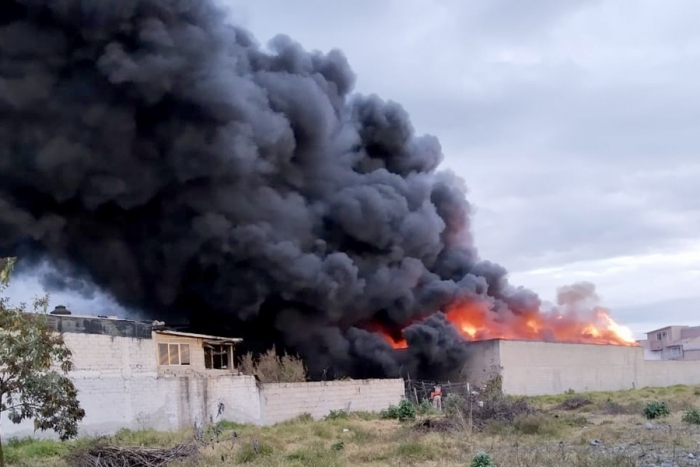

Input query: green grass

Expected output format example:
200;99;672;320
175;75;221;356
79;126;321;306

4;384;700;466
3;438;69;465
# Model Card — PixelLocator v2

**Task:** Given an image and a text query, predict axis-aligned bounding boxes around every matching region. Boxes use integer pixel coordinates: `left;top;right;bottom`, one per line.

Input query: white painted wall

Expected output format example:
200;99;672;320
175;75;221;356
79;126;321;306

464;340;700;396
1;333;404;440
260;379;406;425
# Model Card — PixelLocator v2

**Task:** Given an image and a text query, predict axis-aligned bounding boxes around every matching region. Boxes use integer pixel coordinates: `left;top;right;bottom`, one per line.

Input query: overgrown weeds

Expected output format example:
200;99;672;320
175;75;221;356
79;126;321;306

558;396;592;410
380;398;416;421
682;407;700;424
6;383;700;466
325;410;348;421
238;346;307;383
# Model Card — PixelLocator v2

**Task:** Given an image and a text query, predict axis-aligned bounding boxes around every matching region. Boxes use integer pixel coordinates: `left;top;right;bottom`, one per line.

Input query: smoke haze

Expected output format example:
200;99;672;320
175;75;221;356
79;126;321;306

1;0;555;379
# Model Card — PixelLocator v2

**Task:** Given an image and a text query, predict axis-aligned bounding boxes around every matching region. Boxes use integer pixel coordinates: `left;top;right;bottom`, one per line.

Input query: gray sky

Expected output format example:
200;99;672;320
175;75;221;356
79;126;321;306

8;0;700;337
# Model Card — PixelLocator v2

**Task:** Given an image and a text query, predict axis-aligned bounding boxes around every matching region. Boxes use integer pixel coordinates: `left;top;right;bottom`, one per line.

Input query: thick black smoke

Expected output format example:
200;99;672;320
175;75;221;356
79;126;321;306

0;0;537;380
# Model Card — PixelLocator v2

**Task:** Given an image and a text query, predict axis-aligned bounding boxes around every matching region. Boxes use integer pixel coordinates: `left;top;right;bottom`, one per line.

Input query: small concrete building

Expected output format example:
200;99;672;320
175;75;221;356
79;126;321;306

2;310;405;440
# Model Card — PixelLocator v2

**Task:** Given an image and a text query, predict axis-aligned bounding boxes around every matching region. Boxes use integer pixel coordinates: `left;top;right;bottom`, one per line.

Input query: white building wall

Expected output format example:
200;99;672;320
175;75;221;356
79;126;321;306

464;340;700;396
2;333;403;440
260;379;406;425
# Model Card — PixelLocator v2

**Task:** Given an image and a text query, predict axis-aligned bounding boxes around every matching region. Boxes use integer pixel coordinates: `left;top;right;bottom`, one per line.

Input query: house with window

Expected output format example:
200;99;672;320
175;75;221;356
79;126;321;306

643;325;700;361
46;307;244;374
3;306;404;441
154;330;242;374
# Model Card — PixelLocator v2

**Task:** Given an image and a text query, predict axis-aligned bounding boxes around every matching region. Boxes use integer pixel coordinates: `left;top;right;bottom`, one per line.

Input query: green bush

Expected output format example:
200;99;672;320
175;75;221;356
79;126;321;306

331;441;345;451
682;407;700;425
643;401;670;420
397;398;417;421
380;404;400;419
380;399;416;421
471;452;494;467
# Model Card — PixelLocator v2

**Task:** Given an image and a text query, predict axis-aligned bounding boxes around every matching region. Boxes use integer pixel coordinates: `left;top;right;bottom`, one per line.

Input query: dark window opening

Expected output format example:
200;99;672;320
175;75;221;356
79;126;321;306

204;344;232;370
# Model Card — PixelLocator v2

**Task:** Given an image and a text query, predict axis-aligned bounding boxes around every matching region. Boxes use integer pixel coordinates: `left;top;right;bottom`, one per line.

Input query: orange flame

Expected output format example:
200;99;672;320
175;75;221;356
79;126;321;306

377;301;637;349
381;332;408;349
444;301;637;346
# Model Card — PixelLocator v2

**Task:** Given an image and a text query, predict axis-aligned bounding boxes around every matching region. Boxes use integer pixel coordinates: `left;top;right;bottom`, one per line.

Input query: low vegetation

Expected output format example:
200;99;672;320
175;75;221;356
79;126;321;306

237;346;307;383
380;399;416;421
682;407;700;425
4;384;700;466
643;400;670;419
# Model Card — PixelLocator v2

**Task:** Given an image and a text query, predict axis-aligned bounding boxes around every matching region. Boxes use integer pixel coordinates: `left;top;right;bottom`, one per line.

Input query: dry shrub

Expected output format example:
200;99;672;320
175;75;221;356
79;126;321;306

416;376;535;433
558;396;593;410
511;413;561;436
238;346;308;383
66;441;198;467
599;400;640;415
472;394;535;431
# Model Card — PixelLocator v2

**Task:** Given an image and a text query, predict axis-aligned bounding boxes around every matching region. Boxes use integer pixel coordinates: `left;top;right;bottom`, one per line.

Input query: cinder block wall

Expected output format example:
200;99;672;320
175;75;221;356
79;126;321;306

260;379;406;425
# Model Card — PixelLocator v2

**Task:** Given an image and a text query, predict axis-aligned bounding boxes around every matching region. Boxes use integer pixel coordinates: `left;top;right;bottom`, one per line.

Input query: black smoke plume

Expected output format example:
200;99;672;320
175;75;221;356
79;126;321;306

0;0;535;380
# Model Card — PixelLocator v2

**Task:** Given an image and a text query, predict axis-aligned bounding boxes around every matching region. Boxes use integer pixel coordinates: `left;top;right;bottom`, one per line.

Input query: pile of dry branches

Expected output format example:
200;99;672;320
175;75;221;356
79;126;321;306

67;442;198;467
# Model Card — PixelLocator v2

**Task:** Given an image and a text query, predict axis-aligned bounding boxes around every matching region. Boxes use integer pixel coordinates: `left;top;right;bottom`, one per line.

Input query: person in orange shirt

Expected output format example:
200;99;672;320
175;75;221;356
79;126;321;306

429;385;442;411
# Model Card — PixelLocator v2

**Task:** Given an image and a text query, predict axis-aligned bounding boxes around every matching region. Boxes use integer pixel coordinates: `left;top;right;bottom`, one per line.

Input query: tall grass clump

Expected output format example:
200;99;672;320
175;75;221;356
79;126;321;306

238;346;307;383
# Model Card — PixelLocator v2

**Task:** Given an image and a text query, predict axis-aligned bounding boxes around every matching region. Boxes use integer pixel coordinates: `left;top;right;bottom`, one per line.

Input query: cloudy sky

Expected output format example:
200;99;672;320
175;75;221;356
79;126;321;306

8;0;700;337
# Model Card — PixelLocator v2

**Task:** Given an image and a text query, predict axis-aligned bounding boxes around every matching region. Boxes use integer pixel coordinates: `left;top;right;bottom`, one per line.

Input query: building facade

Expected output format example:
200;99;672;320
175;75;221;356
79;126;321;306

2;311;405;440
642;325;700;361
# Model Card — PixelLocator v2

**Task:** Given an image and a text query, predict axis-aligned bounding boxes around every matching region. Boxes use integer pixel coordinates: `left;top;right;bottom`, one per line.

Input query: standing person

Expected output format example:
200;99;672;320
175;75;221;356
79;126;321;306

430;384;442;411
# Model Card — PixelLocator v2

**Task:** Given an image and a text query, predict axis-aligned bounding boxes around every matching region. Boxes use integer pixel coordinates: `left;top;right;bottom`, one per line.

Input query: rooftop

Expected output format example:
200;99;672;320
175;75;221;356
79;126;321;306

46;306;241;342
154;330;242;345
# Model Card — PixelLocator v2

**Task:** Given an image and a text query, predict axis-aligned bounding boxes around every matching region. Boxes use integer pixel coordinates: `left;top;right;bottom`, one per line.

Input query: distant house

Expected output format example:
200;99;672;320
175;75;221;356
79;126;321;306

642;325;700;361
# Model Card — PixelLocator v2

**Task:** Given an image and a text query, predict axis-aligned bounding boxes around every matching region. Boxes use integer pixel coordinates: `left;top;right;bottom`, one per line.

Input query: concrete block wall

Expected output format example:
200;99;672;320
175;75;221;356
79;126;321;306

469;339;700;396
2;332;404;440
260;379;406;425
64;333;158;374
499;340;643;395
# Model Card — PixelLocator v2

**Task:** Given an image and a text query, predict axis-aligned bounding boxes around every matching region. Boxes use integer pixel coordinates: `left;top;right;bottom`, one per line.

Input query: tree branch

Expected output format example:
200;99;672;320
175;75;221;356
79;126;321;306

0;402;43;414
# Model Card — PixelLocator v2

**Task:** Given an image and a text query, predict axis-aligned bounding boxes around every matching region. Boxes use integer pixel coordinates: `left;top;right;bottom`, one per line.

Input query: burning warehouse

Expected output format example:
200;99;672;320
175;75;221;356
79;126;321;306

0;0;636;381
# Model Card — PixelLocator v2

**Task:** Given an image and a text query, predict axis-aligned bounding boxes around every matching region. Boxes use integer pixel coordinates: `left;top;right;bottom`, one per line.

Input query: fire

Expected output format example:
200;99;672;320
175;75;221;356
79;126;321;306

382;332;408;349
376;300;637;349
363;322;408;349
